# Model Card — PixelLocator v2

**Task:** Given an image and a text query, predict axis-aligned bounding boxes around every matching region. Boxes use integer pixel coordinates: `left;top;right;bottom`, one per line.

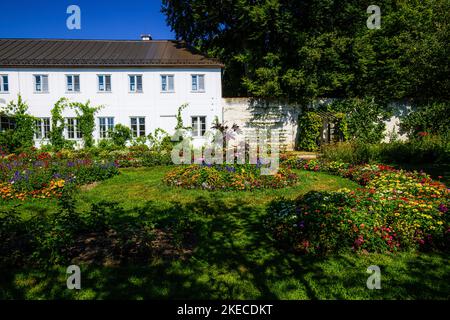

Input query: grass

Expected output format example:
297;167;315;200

1;166;359;215
1;167;449;300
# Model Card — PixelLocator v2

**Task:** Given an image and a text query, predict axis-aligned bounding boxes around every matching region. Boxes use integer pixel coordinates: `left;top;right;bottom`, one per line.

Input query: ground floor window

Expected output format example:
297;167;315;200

0;116;15;131
99;117;114;138
35;118;51;139
130;117;146;137
66;118;82;139
191;116;206;137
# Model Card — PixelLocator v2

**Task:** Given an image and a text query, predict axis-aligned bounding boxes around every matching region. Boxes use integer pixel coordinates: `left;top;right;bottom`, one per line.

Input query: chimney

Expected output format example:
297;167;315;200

140;34;152;41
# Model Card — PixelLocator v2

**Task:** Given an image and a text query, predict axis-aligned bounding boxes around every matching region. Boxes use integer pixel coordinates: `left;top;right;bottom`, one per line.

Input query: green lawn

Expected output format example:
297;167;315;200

1;167;449;300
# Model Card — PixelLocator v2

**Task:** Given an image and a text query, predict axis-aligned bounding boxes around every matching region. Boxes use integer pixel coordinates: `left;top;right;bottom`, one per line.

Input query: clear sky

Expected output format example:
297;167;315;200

0;0;175;40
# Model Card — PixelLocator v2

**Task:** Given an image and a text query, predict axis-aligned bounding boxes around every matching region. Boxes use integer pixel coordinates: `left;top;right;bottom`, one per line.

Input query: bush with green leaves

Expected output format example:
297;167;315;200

326;98;388;144
109;124;132;147
400;102;450;138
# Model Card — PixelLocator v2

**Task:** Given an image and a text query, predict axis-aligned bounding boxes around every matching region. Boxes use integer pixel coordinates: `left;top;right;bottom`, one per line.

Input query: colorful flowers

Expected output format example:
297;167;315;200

164;164;298;191
0;151;119;201
268;156;449;254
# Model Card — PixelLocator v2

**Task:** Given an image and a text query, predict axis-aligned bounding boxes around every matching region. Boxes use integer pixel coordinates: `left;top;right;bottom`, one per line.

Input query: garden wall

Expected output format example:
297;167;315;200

222;98;409;151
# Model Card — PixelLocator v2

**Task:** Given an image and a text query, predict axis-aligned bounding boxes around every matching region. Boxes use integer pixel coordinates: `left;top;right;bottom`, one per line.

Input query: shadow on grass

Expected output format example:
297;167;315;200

1;196;449;300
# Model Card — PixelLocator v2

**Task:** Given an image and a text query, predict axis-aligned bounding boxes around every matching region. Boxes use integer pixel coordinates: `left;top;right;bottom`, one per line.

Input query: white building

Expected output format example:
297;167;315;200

0;38;223;146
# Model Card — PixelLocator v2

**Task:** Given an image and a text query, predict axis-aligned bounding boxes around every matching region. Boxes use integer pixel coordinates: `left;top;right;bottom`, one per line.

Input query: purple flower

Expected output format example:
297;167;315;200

438;203;448;213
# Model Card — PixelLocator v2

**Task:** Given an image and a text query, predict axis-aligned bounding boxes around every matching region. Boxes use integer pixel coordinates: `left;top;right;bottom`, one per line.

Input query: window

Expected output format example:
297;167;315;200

98;75;111;92
34;75;49;93
66;118;82;139
191;75;205;92
0;75;9;92
99;117;114;138
161;75;174;92
35;118;51;139
66;75;80;92
129;75;143;92
130;117;145;137
0;116;15;131
191;116;206;137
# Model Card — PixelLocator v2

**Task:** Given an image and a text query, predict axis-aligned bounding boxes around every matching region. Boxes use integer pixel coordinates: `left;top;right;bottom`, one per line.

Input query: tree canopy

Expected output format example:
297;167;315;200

162;0;449;104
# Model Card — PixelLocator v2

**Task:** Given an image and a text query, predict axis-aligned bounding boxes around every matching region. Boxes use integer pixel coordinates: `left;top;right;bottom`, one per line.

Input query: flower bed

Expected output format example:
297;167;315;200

164;164;298;191
267;156;449;254
0;151;119;201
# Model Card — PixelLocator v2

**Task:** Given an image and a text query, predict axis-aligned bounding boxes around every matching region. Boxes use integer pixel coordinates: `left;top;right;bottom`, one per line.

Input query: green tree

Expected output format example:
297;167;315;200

162;0;449;103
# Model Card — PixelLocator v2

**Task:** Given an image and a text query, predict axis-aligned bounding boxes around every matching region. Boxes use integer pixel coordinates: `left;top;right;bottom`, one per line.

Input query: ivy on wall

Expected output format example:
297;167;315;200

0;94;36;152
49;98;71;150
296;111;322;151
71;100;103;148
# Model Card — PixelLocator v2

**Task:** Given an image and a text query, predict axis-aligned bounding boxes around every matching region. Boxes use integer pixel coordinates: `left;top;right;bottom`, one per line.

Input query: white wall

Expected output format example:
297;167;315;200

0;67;222;145
222;98;299;151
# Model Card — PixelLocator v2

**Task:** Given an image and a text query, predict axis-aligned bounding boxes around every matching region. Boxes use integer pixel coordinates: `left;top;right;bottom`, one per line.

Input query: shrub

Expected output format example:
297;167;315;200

316;142;381;164
400;102;450;138
164;163;298;191
379;135;450;165
327;98;388;144
110;124;132;147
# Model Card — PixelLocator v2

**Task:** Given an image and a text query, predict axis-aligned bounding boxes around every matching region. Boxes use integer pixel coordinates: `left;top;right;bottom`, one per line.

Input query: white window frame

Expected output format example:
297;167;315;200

98;74;112;92
129;74;143;93
191;74;205;92
191;116;207;137
130;117;146;137
66;74;80;93
66;118;82;140
34;118;51;140
0;75;9;93
34;74;49;93
98;117;115;138
161;74;174;92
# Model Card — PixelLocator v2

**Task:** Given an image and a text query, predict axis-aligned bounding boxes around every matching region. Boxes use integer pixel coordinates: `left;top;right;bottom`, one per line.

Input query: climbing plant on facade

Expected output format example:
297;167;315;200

49;98;71;150
0;94;36;152
296;111;322;151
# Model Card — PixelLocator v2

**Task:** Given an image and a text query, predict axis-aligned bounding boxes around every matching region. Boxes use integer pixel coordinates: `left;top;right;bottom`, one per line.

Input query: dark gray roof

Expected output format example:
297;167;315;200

0;39;223;68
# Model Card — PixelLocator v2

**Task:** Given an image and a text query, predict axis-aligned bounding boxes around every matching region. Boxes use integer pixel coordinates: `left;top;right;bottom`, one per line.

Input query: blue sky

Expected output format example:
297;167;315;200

0;0;175;40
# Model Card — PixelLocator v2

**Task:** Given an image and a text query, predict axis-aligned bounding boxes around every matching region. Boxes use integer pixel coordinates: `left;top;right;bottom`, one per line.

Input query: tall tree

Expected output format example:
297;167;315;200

162;0;449;103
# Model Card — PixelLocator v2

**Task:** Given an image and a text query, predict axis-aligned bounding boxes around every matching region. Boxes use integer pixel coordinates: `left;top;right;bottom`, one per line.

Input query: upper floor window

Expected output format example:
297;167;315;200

99;117;114;138
35;118;51;139
66;75;80;92
191;116;206;137
130;117;146;137
161;75;174;92
98;75;111;92
34;75;49;93
129;75;143;93
191;74;205;92
66;118;82;139
0;75;9;92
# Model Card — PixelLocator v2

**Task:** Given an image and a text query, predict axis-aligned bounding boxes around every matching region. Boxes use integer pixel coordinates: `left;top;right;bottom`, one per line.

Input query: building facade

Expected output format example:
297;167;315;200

0;38;223;146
